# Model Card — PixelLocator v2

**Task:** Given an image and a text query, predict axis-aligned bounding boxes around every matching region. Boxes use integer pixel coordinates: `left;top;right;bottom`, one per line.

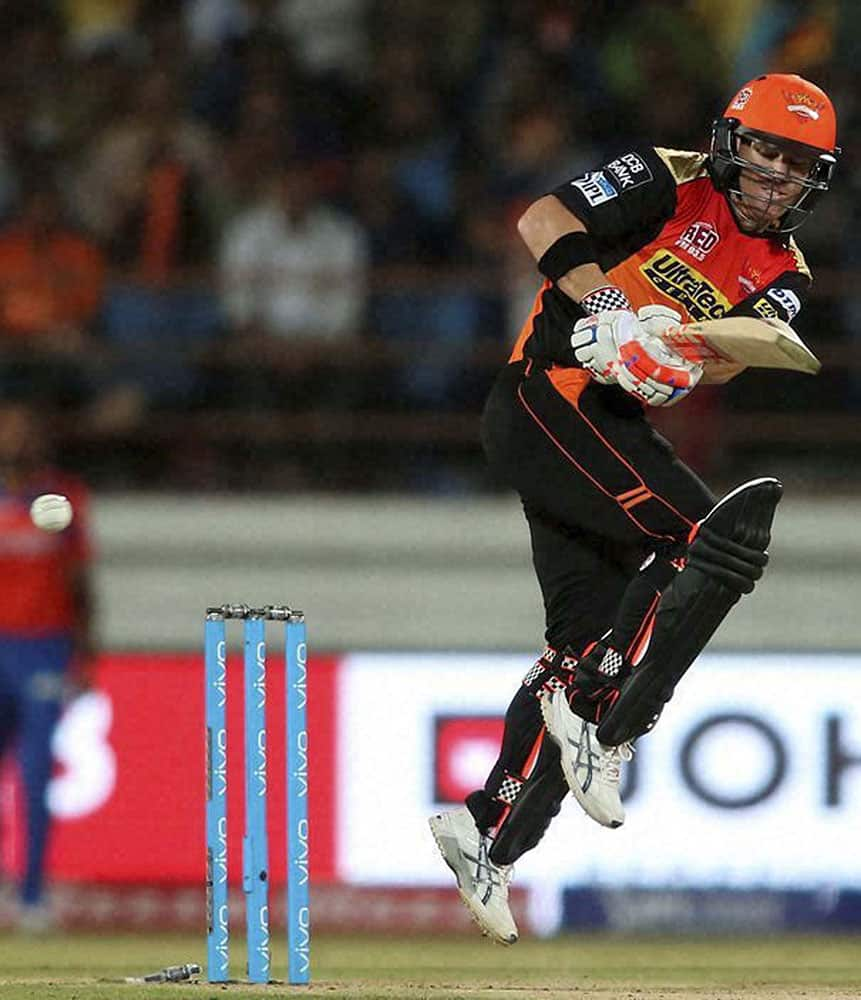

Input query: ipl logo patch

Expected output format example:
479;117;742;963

571;171;618;207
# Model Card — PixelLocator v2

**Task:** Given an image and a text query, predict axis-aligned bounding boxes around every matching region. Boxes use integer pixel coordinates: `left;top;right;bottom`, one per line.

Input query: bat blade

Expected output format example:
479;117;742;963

659;317;821;375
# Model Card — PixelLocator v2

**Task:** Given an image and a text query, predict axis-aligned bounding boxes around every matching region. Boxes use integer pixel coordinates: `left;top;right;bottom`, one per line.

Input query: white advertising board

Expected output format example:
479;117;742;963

337;652;861;890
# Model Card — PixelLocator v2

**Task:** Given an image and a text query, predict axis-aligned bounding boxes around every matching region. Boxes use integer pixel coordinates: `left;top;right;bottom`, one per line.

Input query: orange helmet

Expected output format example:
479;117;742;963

724;73;837;153
710;73;840;233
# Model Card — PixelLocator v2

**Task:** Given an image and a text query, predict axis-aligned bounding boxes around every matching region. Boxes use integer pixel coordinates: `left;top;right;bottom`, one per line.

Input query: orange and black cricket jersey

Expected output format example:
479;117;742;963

510;147;811;397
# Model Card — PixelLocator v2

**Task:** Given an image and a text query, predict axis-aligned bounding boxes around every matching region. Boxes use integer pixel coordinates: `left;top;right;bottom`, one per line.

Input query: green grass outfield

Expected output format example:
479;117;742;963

0;931;859;1000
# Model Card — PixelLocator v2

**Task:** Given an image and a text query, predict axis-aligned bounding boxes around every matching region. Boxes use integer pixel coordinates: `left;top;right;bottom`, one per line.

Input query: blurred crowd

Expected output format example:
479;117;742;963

0;0;858;491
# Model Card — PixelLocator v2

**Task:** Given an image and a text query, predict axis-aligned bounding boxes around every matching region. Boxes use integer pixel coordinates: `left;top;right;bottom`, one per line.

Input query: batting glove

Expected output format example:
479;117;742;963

570;309;641;384
636;303;683;338
614;334;702;406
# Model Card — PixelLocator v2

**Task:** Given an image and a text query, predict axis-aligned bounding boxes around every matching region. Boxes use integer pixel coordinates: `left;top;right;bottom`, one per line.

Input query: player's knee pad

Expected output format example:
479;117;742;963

688;520;769;594
596;477;782;746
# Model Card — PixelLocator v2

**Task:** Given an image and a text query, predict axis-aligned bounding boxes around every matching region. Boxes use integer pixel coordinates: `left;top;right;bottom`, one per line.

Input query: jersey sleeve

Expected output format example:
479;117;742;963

549;147;679;247
726;270;810;323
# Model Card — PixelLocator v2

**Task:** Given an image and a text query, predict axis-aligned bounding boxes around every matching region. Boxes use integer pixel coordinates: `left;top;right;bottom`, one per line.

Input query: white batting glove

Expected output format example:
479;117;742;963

572;303;702;405
636;303;683;338
614;334;703;406
625;303;700;404
570;309;640;384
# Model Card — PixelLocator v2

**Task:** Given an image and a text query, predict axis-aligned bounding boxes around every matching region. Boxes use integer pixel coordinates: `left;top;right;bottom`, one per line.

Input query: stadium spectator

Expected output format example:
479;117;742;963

0;398;95;932
74;67;222;413
599;1;726;146
0;172;106;410
278;0;370;83
218;153;368;410
353;144;487;415
0;0;847;490
61;0;138;55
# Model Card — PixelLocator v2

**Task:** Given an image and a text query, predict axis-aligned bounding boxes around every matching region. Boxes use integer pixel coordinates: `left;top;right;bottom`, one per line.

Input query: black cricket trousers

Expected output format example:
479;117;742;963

480;360;716;656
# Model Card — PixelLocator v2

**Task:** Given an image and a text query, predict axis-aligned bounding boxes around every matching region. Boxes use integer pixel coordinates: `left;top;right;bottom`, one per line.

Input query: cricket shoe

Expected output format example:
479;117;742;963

428;807;518;945
539;688;632;828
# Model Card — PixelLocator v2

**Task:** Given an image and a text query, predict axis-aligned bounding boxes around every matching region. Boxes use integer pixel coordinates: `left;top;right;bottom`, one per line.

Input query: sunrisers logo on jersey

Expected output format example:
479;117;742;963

641;251;732;321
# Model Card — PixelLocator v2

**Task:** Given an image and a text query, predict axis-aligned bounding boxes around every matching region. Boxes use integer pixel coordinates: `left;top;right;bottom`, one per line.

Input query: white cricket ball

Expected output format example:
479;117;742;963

30;493;74;533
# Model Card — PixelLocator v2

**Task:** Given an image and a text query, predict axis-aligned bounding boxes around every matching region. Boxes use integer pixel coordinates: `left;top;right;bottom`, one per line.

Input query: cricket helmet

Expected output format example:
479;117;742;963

709;73;840;233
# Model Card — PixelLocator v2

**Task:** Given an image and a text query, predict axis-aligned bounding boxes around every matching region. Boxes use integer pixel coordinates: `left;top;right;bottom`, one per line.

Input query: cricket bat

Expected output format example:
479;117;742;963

658;316;821;379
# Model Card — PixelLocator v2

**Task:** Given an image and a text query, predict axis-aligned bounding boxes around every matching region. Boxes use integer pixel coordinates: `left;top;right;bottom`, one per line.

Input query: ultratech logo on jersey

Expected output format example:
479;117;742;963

606;153;652;190
641;251;732;321
571;171;617;206
675;221;720;262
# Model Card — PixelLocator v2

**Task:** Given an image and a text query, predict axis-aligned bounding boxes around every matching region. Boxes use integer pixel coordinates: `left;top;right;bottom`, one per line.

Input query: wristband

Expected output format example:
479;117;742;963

537;231;598;282
580;285;632;315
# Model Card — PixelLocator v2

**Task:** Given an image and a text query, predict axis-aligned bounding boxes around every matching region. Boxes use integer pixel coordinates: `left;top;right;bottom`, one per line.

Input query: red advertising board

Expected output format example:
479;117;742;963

1;652;339;885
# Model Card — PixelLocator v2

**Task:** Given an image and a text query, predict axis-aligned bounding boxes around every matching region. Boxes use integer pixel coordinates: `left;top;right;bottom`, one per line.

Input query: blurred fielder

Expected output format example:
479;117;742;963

430;74;839;944
0;399;94;930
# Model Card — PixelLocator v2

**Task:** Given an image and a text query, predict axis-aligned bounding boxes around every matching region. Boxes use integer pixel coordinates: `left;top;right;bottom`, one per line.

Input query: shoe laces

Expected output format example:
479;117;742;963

600;741;634;784
476;835;514;891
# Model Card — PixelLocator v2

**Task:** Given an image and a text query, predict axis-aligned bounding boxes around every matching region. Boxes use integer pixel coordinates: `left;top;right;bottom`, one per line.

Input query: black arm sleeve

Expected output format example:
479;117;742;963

549;148;679;253
726;270;810;323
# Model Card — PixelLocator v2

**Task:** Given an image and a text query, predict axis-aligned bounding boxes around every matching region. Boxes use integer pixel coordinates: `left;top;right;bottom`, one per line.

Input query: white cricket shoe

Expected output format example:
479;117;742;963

540;688;632;828
428;807;518;945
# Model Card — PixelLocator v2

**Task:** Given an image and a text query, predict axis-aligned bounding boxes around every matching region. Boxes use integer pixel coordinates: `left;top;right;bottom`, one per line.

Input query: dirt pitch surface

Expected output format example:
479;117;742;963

0;931;858;999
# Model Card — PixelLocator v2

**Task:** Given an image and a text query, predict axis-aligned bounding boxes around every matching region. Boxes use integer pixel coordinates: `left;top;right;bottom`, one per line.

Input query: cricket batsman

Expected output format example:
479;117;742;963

430;74;839;944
